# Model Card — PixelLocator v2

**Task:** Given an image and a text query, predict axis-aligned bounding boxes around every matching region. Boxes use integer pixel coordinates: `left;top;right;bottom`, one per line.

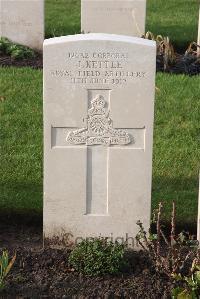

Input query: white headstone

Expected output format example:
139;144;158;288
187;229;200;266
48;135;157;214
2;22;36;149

43;34;156;247
0;0;44;51
81;0;146;37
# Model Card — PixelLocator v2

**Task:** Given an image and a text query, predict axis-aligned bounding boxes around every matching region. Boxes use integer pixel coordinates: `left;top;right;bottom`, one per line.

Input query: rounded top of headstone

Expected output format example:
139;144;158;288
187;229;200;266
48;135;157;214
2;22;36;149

43;33;156;48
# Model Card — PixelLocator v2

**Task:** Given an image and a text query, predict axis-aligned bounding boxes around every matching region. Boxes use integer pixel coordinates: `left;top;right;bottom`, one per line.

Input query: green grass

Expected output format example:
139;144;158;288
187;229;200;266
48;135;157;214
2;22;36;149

153;73;200;225
146;0;199;51
45;0;80;38
0;67;199;225
0;67;43;217
45;0;199;51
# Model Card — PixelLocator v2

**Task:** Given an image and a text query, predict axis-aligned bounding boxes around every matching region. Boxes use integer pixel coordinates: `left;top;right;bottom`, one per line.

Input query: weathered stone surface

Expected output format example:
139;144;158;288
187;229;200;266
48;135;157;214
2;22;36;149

43;34;156;247
81;0;146;37
0;0;44;51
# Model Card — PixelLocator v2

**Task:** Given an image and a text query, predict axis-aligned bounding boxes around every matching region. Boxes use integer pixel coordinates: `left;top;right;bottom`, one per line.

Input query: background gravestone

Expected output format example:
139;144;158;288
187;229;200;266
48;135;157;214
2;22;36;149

43;34;156;246
81;0;146;37
0;0;44;51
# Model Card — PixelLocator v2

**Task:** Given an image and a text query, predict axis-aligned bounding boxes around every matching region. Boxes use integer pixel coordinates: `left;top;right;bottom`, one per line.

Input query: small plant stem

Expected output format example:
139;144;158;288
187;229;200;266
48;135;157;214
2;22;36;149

171;201;176;246
160;229;170;246
136;238;146;250
171;201;178;273
156;202;163;256
180;251;194;273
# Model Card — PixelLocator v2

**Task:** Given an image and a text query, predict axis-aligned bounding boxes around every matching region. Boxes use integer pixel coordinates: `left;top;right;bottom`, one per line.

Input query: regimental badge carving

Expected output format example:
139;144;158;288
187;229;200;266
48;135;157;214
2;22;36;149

66;95;133;146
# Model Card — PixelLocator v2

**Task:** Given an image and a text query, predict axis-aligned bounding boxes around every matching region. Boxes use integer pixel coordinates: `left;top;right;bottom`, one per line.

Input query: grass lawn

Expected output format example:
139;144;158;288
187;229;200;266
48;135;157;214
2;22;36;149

45;0;80;38
146;0;199;51
0;67;199;226
153;73;200;226
45;0;199;51
0;68;43;218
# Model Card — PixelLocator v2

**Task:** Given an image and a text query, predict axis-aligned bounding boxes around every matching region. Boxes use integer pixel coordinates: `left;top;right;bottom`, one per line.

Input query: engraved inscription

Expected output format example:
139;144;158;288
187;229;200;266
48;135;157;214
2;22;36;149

0;19;32;27
66;95;133;146
50;51;146;86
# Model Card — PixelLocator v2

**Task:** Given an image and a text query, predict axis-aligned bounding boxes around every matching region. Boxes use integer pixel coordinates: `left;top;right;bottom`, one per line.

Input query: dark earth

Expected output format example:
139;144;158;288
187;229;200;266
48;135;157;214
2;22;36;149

0;222;173;299
0;206;197;299
0;52;200;75
0;53;43;69
156;53;200;75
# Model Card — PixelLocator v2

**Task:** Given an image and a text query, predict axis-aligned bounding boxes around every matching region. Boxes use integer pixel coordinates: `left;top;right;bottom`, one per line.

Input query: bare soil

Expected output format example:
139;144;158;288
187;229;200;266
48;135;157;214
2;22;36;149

0;53;43;69
0;223;173;298
156;54;200;75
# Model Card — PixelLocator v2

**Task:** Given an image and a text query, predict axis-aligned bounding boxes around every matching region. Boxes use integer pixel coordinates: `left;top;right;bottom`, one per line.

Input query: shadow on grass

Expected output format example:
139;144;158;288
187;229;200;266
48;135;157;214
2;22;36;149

0;176;198;233
146;24;197;53
0;181;42;226
152;175;198;192
152;175;199;234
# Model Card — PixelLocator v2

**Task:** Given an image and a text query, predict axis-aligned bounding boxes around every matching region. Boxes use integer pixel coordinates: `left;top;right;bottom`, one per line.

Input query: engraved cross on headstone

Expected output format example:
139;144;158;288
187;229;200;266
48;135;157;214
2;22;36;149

44;34;156;244
63;89;135;216
52;89;145;216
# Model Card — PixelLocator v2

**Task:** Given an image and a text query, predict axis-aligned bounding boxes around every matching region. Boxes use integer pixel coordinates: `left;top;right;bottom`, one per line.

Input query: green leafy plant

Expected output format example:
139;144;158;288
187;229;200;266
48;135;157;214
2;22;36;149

0;37;35;59
69;238;126;276
0;251;16;290
0;37;11;55
9;44;35;59
172;256;200;299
